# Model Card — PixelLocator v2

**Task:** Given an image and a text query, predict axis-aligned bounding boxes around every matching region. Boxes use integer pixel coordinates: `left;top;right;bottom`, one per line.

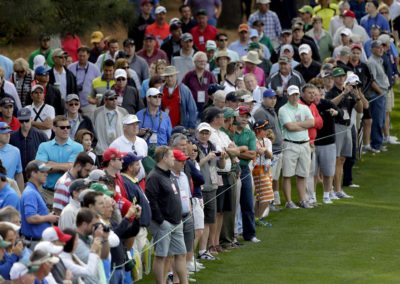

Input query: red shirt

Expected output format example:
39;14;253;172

145;22;170;46
162;85;181;127
190;25;218;52
61;34;81;62
299;98;323;144
0;116;20;131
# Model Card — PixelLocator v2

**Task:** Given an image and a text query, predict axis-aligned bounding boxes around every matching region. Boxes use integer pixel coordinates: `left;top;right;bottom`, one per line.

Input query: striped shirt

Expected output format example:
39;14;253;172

53;171;75;212
248;10;282;42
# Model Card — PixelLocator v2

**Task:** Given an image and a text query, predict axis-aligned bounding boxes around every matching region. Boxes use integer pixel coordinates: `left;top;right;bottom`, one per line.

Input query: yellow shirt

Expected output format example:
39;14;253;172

313;4;339;31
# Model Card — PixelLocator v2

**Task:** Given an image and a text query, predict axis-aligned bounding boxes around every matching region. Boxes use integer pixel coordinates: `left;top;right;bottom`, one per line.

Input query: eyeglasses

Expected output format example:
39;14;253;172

19;119;30;123
68;103;79;107
57;125;71;130
150;95;162;99
106;97;117;101
117;78;126;82
381;11;389;15
123;66;129;69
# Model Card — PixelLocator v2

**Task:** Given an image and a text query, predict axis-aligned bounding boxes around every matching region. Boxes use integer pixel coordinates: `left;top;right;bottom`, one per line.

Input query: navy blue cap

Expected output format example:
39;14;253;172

253;119;271;130
208;83;225;95
171;126;190;136
17;108;31;120
0;97;14;107
0;122;11;134
122;153;144;167
34;66;50;76
263;89;276;98
225;92;239;102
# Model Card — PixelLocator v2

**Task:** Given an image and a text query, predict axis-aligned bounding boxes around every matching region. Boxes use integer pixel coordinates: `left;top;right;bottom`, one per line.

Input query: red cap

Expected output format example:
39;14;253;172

343;10;355;18
237;106;251;116
42;226;72;243
238;24;249;32
350;43;362;51
173;149;189;161
103;148;127;162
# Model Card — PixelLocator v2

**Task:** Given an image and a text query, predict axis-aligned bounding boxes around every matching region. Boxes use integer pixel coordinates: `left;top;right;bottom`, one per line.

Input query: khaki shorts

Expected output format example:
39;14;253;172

149;220;186;257
386;89;394;112
282;141;311;178
271;152;283;181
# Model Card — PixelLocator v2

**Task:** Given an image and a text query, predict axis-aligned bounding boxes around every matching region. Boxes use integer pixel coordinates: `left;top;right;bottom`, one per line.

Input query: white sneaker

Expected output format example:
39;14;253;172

323;197;333;204
370;148;381;154
329;191;340;200
285;201;299;209
336;191;353;199
187;262;201;272
250;237;261;243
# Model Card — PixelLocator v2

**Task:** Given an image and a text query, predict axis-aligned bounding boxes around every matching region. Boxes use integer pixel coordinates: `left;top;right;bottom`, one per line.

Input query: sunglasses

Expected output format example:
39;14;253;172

219;38;228;42
106;97;117;101
150;95;162;98
57;125;71;130
19;119;30;123
117;78;126;82
123;66;129;69
68;103;79;107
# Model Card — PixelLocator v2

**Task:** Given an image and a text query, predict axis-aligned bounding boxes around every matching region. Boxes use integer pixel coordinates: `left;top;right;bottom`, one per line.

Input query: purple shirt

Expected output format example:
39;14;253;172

136;48;169;66
244;66;265;87
182;70;216;113
186;0;221;19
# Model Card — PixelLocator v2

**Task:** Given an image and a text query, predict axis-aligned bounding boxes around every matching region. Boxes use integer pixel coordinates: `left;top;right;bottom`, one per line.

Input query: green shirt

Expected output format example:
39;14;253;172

278;102;313;142
28;48;54;69
233;127;256;167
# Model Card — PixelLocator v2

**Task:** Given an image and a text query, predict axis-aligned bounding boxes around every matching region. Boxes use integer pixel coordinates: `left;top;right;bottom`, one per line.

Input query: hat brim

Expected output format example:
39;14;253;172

243;57;262;65
197;127;211;132
0;240;11;248
161;71;179;76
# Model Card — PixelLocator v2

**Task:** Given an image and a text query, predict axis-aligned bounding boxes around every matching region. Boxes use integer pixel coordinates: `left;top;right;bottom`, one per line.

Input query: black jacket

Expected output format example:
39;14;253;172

110;218;140;267
112;86;145;114
48;67;78;96
161;36;182;62
25;84;64;115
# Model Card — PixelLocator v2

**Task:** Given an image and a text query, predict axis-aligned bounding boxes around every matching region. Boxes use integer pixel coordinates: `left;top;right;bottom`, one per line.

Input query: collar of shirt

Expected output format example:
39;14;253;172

50;137;73;146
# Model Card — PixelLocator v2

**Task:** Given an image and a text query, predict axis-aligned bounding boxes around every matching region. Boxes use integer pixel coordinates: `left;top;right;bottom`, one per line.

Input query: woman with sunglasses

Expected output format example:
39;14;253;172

112;69;144;114
11;58;34;107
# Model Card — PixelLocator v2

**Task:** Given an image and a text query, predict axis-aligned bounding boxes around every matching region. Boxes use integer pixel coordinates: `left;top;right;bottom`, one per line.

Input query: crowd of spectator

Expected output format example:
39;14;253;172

0;0;399;283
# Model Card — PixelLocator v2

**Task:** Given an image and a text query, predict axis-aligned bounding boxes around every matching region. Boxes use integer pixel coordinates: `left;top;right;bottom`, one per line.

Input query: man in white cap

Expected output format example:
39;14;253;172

269;44;299;75
333;10;369;47
29;248;62;283
10;262;35;284
278;85;315;209
110;114;148;182
145;6;170;46
294;44;321;83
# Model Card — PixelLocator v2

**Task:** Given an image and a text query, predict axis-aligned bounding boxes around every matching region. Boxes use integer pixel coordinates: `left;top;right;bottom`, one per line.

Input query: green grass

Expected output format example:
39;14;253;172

139;91;400;284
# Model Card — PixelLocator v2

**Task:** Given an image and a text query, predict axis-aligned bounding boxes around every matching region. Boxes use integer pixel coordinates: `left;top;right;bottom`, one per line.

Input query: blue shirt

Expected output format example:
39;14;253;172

0;144;22;179
68;62;101;107
0;183;20;211
35;138;84;189
136;108;172;146
20;182;51;239
360;14;390;36
364;40;398;58
0;55;13;80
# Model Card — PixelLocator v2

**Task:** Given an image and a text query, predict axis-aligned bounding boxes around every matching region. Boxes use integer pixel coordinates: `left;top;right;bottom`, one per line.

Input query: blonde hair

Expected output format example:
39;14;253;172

13;58;30;72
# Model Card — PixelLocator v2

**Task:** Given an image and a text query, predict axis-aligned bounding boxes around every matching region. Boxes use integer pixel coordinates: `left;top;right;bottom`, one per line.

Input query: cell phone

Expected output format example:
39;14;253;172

214;151;221;157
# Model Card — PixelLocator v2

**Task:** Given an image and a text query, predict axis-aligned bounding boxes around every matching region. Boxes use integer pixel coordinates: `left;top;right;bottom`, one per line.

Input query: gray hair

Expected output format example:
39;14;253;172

193;51;207;63
169;133;188;147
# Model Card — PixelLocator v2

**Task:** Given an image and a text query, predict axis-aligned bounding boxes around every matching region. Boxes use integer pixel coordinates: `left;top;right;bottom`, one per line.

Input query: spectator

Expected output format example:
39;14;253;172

0;98;20;131
115;56;142;91
229;24;251;58
112;69;144;114
145;146;188;284
305;16;334;61
136;88;172;147
124;39;150;83
0;55;13;81
298;5;314;32
140;59;166;98
190;9;218;52
95;38;120;71
329;1;351;37
28;34;54;69
161;20;183;61
88;59;116;111
64;94;95;141
26;66;64;115
333;10;369;48
74;129;97;164
161;65;197;129
48;48;78;101
295;44;322;83
361;0;390;36
9;262;35;283
67;46;101;119
58;179;88;230
171;33;196;83
145;6;170;46
223;62;242;93
137;34;169;66
88;31;105;63
291;24;321;62
10;58;33;107
128;0;155;51
35;115;84;192
243;51;265;87
52;152;94;215
186;0;221;27
0;122;24;190
216;33;240;63
313;0;339;31
278;85;314;209
244;73;266;113
0;161;20;210
0;234;22;281
205;40;218;70
10;108;48;180
29;247;63;283
179;4;197;33
20;161;58;248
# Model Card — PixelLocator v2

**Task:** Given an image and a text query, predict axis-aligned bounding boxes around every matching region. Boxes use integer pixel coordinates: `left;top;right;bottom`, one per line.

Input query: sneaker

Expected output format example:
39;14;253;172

329;191;340;200
285;201;299;209
370;148;381;154
189;277;197;282
198;251;215;260
348;184;360;188
187;262;201;272
335;191;353;199
167;272;174;284
196;261;205;269
386;136;400;144
256;218;272;227
363;145;372;152
273;199;281;206
381;146;388;152
299;200;313;209
269;204;282;212
323;197;333;204
250;237;261;243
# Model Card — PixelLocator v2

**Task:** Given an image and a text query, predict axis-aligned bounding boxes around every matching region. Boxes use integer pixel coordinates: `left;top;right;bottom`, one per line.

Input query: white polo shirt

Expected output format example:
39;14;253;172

110;134;148;181
26;103;55;139
209;127;232;172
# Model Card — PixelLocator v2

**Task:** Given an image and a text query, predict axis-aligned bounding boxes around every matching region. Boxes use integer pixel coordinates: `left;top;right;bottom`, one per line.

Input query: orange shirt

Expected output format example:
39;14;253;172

145;23;170;46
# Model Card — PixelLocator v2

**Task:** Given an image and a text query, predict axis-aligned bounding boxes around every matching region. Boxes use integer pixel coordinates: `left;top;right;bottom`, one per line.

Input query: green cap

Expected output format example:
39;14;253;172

224;107;238;119
0;235;11;248
90;183;114;197
332;67;346;77
299;5;313;14
248;42;260;50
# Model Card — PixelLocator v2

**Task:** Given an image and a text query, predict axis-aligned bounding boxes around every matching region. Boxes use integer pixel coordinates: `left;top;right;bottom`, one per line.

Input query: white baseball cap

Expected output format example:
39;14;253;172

122;114;140;125
344;72;361;86
340;28;352;37
155;6;167;14
114;69;127;79
197;122;212;132
34;241;64;255
10;262;29;280
146;87;162;97
42;226;72;243
287;85;300;96
299;44;311;55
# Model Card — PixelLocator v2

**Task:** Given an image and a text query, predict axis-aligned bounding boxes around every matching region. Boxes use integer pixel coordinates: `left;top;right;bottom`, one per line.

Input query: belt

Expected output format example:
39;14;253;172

337;121;350;127
284;139;309;144
182;213;190;219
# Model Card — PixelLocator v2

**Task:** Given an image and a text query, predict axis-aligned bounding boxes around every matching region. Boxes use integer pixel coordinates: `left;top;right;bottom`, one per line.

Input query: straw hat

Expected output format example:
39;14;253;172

215;50;230;60
242;51;262;65
161;66;179;76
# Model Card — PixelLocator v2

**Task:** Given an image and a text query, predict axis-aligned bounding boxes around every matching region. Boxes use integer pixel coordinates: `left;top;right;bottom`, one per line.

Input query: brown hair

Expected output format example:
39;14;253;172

75;129;94;144
53;115;68;127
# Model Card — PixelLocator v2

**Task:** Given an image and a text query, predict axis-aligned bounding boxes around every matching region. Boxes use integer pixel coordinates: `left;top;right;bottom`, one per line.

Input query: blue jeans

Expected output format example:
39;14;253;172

240;165;256;240
369;94;386;150
110;268;125;284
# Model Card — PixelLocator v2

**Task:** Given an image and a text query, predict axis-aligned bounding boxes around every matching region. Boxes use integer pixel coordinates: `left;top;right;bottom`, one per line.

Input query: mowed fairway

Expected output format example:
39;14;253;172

140;94;400;284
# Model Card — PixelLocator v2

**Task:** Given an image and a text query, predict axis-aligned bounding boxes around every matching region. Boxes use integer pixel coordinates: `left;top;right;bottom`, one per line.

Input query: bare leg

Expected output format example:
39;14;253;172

323;176;334;193
214;213;224;247
296;176;306;201
282;177;292;202
153;256;166;284
384;112;390;137
363;118;372;146
174;254;188;284
199;224;210;252
334;157;346;192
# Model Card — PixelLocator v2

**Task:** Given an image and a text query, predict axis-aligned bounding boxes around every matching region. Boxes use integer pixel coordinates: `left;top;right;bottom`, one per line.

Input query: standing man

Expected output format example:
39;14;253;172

68;46;101;119
124;39;150;83
186;0;222;27
89;31;105;63
161;21;183;61
145;146;188;284
278;85;314;209
20;161;58;246
95;38;120;71
35;116;84;194
88;59;116;109
28;34;54;69
294;44;321;83
248;0;282;46
228;24;251;58
0;98;20;131
10;108;48;181
145;6;170;46
136;34;169;66
0;122;24;191
0;162;20;210
179;4;196;33
93;90;128;157
360;0;390;36
128;0;155;51
48;48;77;102
64;94;96;140
190;9;218;52
171;33;196;83
52;152;94;215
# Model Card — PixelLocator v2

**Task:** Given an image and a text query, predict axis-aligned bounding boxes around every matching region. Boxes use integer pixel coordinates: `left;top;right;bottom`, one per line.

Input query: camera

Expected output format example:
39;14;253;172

142;128;153;141
94;222;110;233
214;151;221;157
77;84;83;92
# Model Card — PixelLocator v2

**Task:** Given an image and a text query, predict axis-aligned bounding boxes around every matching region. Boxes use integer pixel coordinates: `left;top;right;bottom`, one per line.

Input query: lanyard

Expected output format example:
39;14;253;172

141;108;162;133
76;64;89;85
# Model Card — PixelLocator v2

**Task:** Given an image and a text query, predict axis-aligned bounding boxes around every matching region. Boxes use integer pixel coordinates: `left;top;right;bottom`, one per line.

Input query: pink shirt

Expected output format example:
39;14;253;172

244;66;265;87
